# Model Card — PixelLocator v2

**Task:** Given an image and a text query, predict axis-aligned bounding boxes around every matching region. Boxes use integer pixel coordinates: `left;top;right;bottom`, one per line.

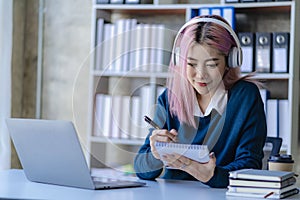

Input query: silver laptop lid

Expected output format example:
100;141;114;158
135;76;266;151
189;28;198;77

6;118;95;189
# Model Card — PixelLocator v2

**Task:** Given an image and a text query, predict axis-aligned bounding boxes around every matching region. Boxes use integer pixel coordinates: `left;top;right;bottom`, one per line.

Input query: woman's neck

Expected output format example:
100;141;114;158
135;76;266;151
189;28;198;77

196;93;212;114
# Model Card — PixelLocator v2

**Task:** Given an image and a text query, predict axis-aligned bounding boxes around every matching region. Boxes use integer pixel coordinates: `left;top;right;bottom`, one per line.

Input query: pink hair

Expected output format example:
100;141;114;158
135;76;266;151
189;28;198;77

167;15;249;128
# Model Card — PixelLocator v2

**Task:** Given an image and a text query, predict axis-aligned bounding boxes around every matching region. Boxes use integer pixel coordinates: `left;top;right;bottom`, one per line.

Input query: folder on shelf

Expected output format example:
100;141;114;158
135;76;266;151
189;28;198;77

125;0;140;4
210;7;222;17
157;25;168;72
238;32;254;73
222;7;235;30
130;96;141;139
122;19;137;72
266;99;279;138
272;32;289;73
149;24;160;72
191;7;235;30
129;21;137;71
95;18;104;71
102;95;112;137
255;32;272;73
107;24;116;71
240;0;256;2
140;85;153;139
111;95;122;138
259;89;270;114
225;0;239;3
114;19;126;72
102;23;113;71
257;0;273;2
278;99;290;150
191;9;199;18
134;24;144;71
141;24;151;72
110;0;124;4
96;0;109;4
120;96;131;139
198;7;210;17
94;94;105;136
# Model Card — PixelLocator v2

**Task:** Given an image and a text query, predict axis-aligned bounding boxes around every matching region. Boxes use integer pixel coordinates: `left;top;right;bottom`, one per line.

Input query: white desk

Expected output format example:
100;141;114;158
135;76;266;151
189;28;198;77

0;169;299;200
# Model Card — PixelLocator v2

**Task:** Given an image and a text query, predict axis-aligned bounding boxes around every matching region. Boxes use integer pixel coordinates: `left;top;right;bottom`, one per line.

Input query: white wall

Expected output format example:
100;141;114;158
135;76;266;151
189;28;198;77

41;0;92;147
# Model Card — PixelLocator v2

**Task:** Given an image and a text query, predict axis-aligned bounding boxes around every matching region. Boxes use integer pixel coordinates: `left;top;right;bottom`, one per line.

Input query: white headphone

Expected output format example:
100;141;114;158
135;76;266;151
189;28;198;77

172;17;242;68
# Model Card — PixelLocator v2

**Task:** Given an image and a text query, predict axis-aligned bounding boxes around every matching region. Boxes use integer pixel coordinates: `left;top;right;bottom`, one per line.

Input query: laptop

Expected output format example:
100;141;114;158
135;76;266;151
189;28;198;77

6;118;146;190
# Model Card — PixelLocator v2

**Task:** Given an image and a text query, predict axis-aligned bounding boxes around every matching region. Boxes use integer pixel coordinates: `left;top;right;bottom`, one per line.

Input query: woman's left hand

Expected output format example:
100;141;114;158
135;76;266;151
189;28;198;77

161;152;216;183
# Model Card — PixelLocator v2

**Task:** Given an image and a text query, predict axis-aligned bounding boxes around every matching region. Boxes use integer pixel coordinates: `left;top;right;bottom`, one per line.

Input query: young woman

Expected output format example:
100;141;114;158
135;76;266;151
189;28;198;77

134;15;267;188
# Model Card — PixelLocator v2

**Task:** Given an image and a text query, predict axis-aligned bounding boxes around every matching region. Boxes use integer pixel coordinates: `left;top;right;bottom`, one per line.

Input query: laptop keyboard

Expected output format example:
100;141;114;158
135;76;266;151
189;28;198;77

92;176;146;189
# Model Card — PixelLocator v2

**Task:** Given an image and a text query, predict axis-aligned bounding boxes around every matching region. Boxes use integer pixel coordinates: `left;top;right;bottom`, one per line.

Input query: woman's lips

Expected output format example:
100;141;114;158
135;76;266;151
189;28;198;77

197;82;207;87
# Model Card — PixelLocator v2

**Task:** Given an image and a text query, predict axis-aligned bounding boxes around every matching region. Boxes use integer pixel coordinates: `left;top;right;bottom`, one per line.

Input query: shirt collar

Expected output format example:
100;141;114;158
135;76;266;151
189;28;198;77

194;83;228;117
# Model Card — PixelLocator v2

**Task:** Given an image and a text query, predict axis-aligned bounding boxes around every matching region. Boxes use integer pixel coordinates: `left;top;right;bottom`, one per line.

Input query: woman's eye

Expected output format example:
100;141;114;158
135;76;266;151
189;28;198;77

187;63;197;68
205;63;219;68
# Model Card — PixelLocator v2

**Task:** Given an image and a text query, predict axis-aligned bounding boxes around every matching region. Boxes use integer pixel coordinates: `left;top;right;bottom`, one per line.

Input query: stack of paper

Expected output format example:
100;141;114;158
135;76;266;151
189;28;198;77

226;169;298;199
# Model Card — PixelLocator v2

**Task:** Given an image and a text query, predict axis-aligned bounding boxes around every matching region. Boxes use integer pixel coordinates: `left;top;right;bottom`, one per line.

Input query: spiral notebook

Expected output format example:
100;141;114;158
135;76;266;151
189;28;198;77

155;142;210;163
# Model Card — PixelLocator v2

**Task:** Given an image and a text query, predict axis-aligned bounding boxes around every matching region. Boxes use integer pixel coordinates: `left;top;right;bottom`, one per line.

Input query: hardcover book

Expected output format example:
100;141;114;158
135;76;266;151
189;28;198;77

227;184;297;195
229;169;295;182
229;177;296;189
226;188;299;199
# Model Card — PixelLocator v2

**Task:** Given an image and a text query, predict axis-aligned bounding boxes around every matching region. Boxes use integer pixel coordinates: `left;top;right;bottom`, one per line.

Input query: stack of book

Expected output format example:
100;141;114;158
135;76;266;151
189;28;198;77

226;169;299;199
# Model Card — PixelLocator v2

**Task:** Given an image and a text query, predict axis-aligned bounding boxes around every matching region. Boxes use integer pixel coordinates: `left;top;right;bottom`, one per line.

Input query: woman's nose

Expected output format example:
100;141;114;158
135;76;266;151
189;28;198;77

195;66;207;79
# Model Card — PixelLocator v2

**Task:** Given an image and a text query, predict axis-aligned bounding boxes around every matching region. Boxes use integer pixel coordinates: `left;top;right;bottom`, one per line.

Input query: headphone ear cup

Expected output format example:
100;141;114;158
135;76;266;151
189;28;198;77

174;47;180;66
228;47;242;68
237;47;243;67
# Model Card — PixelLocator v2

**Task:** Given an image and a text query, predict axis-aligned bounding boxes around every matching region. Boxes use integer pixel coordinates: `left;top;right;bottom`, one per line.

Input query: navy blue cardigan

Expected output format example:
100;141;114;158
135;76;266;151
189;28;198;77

134;80;267;188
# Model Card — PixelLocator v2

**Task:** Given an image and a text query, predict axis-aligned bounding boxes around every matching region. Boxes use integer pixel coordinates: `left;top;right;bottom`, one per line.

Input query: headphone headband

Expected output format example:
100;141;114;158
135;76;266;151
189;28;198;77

172;17;242;68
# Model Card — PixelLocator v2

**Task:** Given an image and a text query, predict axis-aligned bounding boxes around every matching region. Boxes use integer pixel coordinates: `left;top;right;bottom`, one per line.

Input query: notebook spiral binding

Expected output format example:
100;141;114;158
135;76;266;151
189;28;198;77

155;142;207;150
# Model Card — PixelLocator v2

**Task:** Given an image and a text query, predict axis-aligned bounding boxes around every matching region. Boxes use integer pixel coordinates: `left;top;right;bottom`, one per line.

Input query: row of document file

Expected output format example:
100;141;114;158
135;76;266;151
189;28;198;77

191;6;235;30
94;18;174;73
260;89;290;149
96;0;152;4
93;85;165;139
95;18;289;74
92;86;290;149
239;32;290;73
225;0;291;3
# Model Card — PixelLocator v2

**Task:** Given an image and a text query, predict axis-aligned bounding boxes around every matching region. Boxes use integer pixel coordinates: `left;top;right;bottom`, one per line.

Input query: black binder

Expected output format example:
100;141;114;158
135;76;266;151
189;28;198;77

96;0;109;3
238;32;255;73
272;32;289;73
240;0;256;2
255;32;272;73
257;0;273;2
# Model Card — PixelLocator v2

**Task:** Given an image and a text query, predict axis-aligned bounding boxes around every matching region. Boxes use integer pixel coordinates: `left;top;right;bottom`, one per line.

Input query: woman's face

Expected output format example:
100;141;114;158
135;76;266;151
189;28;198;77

186;43;226;97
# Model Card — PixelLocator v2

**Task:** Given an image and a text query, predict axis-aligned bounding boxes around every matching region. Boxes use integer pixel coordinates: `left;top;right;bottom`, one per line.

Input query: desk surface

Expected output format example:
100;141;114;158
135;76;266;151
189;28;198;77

0;169;299;200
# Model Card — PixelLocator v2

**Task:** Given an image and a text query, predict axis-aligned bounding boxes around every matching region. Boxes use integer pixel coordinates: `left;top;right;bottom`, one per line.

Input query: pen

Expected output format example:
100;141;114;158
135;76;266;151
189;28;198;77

144;115;177;143
144;116;160;129
264;192;274;198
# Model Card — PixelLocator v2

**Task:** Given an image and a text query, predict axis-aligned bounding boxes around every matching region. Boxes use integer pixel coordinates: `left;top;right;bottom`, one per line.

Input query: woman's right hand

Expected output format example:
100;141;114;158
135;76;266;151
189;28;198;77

149;129;178;160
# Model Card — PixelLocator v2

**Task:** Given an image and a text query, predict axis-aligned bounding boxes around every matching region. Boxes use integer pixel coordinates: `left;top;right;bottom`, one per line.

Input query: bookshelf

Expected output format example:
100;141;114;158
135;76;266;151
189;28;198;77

86;0;300;169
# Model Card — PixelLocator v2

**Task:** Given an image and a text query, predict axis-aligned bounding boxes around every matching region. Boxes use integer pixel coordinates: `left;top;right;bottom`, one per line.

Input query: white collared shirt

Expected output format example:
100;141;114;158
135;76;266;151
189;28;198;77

194;83;228;117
